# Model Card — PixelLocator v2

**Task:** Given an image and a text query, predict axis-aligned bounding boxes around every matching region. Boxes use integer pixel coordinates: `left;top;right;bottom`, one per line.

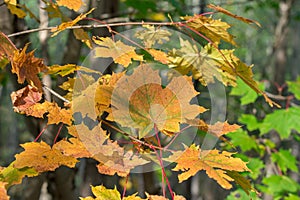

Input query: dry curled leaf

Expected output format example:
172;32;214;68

14;141;78;173
11;44;47;90
93;37;143;67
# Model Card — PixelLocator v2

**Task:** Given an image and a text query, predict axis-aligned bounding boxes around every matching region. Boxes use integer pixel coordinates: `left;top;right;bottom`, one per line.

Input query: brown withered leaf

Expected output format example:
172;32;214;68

14;141;78;173
11;85;42;113
207;4;261;27
11;44;47;91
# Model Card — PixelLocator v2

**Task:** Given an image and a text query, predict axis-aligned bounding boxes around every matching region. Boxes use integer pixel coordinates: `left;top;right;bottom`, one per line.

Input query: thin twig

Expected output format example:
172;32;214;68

7;22;174;38
43;85;70;104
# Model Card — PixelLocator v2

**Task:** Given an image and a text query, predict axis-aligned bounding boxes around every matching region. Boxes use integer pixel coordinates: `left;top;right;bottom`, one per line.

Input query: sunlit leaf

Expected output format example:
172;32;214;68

4;0;26;18
47;64;81;77
11;44;47;91
51;9;94;37
14;141;78;173
56;0;83;11
207;4;261;27
260;107;300;139
135;25;171;48
182;15;236;45
80;185;120;200
53;138;92;158
226;129;258;152
148;49;169;64
0;181;9;200
93;37;143;67
111;64;205;138
47;102;72;125
166;144;250;189
287;77;300;100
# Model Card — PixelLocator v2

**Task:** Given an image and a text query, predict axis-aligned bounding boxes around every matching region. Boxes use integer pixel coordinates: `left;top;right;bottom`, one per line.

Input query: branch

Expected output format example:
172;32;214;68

7;21;174;38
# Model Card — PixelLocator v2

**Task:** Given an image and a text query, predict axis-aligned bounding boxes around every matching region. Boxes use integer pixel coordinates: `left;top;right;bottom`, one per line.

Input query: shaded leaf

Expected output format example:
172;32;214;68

226;171;256;195
94;37;143;67
73;29;93;49
166;144;250;189
182;15;236;45
14;141;78;172
0;162;38;187
56;0;83;11
135;25;171;48
11;44;47;90
207;4;261;27
0;31;17;66
111;64;205;138
43;0;63;18
51;9;94;37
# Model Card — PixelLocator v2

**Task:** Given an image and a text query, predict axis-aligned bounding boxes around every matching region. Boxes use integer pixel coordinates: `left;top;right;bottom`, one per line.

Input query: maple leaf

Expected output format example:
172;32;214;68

182;15;236;46
146;193;186;200
4;0;26;18
47;102;72;125
75;124;149;177
14;141;78;173
134;25;171;48
207;4;261;27
168;39;237;86
79;185;121;200
0;181;9;200
93;37;143;67
166;144;250;189
43;1;63;18
11;44;47;91
147;49;169;64
46;64;81;77
0;162;38;187
11;85;42;113
56;0;83;11
51;9;94;37
111;64;206;138
53;138;92;158
73;29;93;49
0;31;17;67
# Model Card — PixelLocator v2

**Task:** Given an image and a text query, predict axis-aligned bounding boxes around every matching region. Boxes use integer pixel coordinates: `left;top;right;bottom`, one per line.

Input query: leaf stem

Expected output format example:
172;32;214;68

34;125;48;142
53;123;64;144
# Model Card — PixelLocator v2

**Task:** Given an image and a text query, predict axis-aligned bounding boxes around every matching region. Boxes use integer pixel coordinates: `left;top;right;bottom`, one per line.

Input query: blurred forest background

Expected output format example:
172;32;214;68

0;0;300;199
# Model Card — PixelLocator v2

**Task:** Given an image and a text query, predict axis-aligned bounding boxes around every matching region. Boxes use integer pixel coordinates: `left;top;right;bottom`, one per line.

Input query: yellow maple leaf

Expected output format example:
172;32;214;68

14;141;78;173
47;64;81;77
47;102;72;125
111;64;206;138
80;185;121;200
148;49;169;64
73;29;93;49
182;15;236;46
11;44;47;91
51;8;94;37
4;0;26;18
166;144;250;189
93;37;143;67
56;0;83;11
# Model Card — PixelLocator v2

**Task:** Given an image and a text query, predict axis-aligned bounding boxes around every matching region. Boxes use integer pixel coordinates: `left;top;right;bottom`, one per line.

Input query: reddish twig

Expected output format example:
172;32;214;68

34;125;48;142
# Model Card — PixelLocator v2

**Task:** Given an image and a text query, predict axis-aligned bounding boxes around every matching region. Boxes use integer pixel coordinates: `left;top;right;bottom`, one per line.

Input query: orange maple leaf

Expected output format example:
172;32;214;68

166;144;250;189
14;141;78;173
11;44;47;91
110;64;206;138
147;49;169;64
47;102;72;125
0;181;9;200
93;37;143;67
53;138;92;158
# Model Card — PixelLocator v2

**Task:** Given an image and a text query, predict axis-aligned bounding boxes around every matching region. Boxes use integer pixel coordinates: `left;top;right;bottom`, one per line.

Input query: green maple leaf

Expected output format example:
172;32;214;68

226;129;258;152
238;114;261;131
259;107;300;139
287;77;300;100
261;175;299;196
271;149;298;173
